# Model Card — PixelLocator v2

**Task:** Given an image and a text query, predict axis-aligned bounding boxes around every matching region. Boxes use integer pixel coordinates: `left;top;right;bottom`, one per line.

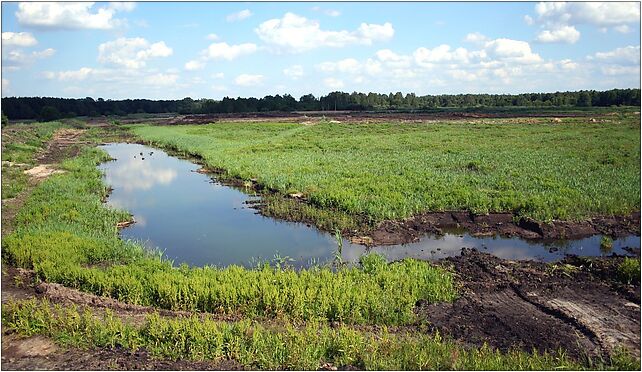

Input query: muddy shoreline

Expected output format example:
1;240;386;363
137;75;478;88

419;249;641;361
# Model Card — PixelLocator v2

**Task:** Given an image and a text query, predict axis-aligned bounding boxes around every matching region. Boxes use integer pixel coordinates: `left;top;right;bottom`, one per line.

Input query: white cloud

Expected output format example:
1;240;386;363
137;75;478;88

234;74;264;86
535;2;639;26
530;2;639;34
323;77;344;89
311;6;341;17
559;59;578;70
376;49;413;68
255;12;394;53
449;70;477;81
524;15;534;25
107;2;136;12
317;58;360;73
206;33;219;41
535;25;580;44
283;65;304;79
211;72;225;79
212;84;227;91
614;25;631;34
2;48;55;67
204;42;257;61
45;67;94;81
600;66;640;76
2;32;37;47
464;32;488;44
226;9;252;22
2;78;10;93
184;60;205;71
592;45;640;65
16;2;130;30
144;73;179;86
98;37;172;69
413;45;475;67
483;38;541;64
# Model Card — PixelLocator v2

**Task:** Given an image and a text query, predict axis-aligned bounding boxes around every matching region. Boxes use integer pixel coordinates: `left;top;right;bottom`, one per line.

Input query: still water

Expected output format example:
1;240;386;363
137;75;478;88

98;143;640;268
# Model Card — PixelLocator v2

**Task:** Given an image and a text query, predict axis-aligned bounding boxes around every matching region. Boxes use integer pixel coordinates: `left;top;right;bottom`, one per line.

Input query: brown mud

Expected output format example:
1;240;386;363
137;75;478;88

368;210;641;246
420;249;641;361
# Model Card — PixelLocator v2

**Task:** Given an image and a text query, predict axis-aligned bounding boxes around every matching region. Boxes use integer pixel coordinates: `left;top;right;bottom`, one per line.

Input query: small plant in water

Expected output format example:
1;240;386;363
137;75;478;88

333;228;344;268
272;253;294;270
600;236;613;253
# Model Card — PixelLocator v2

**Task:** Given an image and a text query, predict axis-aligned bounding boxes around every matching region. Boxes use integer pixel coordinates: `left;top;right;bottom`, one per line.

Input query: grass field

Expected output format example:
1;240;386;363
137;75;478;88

3;299;638;370
1;118;640;369
2;132;458;325
132;115;640;225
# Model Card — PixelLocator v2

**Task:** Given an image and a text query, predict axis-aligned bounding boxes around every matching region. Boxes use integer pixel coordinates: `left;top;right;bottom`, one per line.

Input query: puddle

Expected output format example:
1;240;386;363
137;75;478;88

99;143;641;268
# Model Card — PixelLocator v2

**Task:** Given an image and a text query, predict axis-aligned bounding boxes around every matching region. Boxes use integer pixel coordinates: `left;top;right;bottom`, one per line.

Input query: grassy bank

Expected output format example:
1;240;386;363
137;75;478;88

4;299;637;370
1;122;65;199
2;142;457;325
132;115;640;224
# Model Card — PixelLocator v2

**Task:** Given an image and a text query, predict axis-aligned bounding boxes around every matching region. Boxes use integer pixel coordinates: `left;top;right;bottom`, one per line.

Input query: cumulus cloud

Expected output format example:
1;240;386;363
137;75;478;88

483;38;541;64
206;33;219;41
98;37;172;69
312;36;610;94
283;65;304;79
2;78;10;93
535;25;580;43
16;2;133;30
255;12;394;53
317;58;361;73
234;74;264;86
2;48;55;68
144;73;179;86
591;45;640;65
614;25;631;34
464;32;488;44
414;45;475;66
226;9;252;22
323;77;344;89
2;32;37;47
529;2;639;36
184;60;205;71
534;2;639;26
44;67;94;81
203;42;257;61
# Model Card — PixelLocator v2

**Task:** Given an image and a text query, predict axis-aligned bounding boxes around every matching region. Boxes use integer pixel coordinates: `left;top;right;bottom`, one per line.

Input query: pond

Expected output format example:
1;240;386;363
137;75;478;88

98;143;640;268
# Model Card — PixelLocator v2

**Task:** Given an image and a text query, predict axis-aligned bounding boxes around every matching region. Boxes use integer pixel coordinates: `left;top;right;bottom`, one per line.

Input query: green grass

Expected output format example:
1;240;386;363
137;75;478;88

1;122;65;199
131;114;640;225
4;299;638;370
2;146;457;325
617;258;640;285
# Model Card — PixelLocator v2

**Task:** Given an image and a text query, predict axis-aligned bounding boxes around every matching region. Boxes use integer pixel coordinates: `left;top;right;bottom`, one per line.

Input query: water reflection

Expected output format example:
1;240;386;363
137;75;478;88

99;143;641;268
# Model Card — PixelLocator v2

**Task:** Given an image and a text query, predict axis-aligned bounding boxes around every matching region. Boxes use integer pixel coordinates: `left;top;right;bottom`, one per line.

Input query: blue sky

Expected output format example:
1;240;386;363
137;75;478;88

1;1;640;99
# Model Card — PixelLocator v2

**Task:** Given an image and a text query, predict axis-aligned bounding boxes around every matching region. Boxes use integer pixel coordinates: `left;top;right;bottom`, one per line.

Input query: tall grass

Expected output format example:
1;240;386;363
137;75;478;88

6;299;637;370
2;146;457;325
131;115;640;223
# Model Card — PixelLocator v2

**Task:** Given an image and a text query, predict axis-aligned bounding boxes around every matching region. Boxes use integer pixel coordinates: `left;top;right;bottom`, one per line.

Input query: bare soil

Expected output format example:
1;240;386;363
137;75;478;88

367;210;641;246
420;249;641;361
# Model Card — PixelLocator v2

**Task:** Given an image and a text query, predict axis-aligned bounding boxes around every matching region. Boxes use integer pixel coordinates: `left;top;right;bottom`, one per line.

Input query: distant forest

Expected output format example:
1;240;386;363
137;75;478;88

2;88;640;121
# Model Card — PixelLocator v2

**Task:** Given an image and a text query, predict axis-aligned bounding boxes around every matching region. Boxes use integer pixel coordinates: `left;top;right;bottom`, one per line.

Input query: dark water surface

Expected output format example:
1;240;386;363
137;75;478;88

99;143;640;268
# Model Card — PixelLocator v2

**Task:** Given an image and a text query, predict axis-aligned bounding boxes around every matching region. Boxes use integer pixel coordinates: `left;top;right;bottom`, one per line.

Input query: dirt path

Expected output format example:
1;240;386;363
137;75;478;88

419;249;640;361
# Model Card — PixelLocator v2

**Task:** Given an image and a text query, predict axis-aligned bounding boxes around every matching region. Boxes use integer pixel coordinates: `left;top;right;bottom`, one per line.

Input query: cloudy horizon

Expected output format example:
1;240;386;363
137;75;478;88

1;1;640;100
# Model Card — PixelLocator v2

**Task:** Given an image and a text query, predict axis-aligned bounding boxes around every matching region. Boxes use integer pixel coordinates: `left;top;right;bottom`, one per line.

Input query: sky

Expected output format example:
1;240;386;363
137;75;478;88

1;1;640;100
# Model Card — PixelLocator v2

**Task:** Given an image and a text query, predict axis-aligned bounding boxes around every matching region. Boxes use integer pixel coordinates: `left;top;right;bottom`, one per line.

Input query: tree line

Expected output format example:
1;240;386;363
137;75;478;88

2;88;640;121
